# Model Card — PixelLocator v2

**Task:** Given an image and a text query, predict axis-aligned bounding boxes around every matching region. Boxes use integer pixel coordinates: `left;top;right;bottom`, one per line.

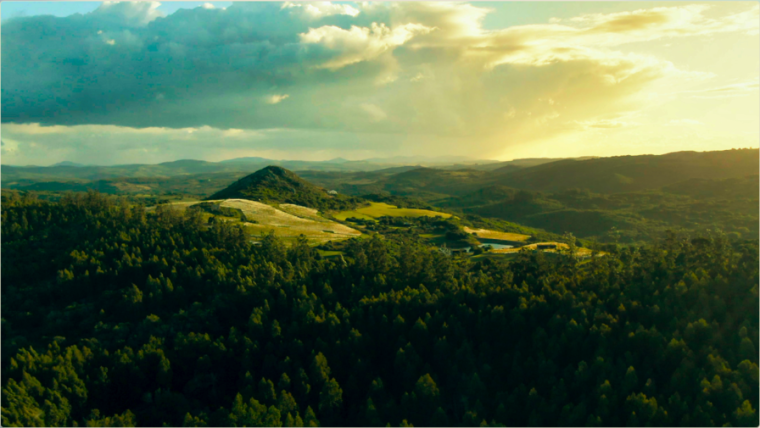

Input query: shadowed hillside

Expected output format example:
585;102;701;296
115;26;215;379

492;149;759;193
442;174;759;243
334;167;492;200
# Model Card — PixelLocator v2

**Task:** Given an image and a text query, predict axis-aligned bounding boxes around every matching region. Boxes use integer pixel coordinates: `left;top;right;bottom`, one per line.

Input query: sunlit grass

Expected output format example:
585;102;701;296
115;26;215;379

333;202;452;221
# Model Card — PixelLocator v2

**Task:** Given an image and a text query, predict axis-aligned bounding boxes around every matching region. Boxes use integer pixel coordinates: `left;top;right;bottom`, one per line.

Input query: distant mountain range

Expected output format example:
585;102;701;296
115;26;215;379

51;161;87;167
3;148;757;243
308;150;758;199
0;155;561;182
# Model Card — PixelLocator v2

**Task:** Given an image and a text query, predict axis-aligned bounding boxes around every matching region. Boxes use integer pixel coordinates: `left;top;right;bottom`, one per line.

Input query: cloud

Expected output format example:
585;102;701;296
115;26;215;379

1;139;20;154
282;2;360;19
681;79;760;99
360;104;387;122
0;122;425;165
1;2;757;160
299;22;433;70
90;1;164;27
668;119;703;126
574;119;639;129
266;94;290;104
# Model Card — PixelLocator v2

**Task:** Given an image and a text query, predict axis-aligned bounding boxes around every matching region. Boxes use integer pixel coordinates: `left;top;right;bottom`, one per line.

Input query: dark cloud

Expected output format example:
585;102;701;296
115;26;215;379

1;2;388;129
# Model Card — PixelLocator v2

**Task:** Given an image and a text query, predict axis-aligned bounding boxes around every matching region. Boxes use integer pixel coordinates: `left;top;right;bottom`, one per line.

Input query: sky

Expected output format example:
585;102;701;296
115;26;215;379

1;1;758;166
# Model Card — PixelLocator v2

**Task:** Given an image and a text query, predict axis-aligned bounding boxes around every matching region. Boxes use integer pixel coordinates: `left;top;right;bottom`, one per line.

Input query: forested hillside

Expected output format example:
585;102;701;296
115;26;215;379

490;149;758;194
2;192;758;427
440;175;759;243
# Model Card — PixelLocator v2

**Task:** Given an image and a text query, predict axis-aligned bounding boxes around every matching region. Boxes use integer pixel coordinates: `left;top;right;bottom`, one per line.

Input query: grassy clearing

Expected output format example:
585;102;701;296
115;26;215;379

490;242;599;257
463;226;531;242
279;204;328;223
146;199;360;244
334;202;453;221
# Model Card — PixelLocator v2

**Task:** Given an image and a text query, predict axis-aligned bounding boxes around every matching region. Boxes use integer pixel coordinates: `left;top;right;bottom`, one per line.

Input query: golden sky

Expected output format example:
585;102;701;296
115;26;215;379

1;1;758;164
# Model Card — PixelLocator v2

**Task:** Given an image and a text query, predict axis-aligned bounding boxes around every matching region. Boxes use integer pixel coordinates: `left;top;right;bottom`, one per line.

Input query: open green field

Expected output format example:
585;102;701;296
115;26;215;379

147;199;361;244
333;202;453;221
463;226;531;242
490;242;600;257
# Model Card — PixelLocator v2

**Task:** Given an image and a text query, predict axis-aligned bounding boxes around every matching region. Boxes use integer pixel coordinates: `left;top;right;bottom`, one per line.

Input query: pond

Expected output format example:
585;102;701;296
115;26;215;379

480;243;513;250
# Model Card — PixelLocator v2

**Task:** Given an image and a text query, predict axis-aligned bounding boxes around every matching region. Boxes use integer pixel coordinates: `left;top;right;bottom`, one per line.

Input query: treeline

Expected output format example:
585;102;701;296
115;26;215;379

1;192;758;426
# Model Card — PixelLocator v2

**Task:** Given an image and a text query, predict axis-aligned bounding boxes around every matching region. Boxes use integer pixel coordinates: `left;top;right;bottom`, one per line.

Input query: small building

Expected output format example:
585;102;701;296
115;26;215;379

328;190;338;195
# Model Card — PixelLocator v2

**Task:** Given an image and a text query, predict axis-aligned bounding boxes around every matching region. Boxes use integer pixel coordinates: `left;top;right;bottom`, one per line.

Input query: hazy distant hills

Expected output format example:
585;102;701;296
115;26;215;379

1;155;500;183
1;154;606;185
317;150;758;199
2;148;758;243
51;161;87;167
4;149;756;201
491;149;758;193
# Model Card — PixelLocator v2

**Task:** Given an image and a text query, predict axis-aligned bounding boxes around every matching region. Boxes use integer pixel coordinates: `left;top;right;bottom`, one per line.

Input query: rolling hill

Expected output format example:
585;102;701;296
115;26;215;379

325;167;493;201
491;149;759;193
206;166;362;211
442;173;759;243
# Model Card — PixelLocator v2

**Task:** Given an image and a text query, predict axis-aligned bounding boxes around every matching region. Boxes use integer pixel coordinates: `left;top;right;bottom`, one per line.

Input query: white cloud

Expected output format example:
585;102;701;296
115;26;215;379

574;119;639;129
221;128;246;137
410;73;425;82
91;1;164;27
299;22;434;69
360;104;387;122
283;1;360;19
668;119;704;126
265;94;290;104
681;79;760;99
0;123;417;165
1;139;20;154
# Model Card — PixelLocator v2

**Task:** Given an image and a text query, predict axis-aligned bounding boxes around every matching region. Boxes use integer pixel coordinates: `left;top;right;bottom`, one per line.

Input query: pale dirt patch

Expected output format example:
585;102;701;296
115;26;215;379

464;227;531;242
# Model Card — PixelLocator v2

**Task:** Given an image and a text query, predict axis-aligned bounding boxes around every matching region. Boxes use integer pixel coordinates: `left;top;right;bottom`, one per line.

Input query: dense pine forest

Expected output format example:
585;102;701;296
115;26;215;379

1;191;758;426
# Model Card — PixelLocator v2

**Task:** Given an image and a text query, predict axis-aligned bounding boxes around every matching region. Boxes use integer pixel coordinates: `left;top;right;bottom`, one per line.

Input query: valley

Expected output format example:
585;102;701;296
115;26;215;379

7;148;757;246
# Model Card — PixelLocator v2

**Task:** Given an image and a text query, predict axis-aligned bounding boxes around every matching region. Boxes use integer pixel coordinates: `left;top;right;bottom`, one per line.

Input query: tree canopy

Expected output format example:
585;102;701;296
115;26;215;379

1;191;758;426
